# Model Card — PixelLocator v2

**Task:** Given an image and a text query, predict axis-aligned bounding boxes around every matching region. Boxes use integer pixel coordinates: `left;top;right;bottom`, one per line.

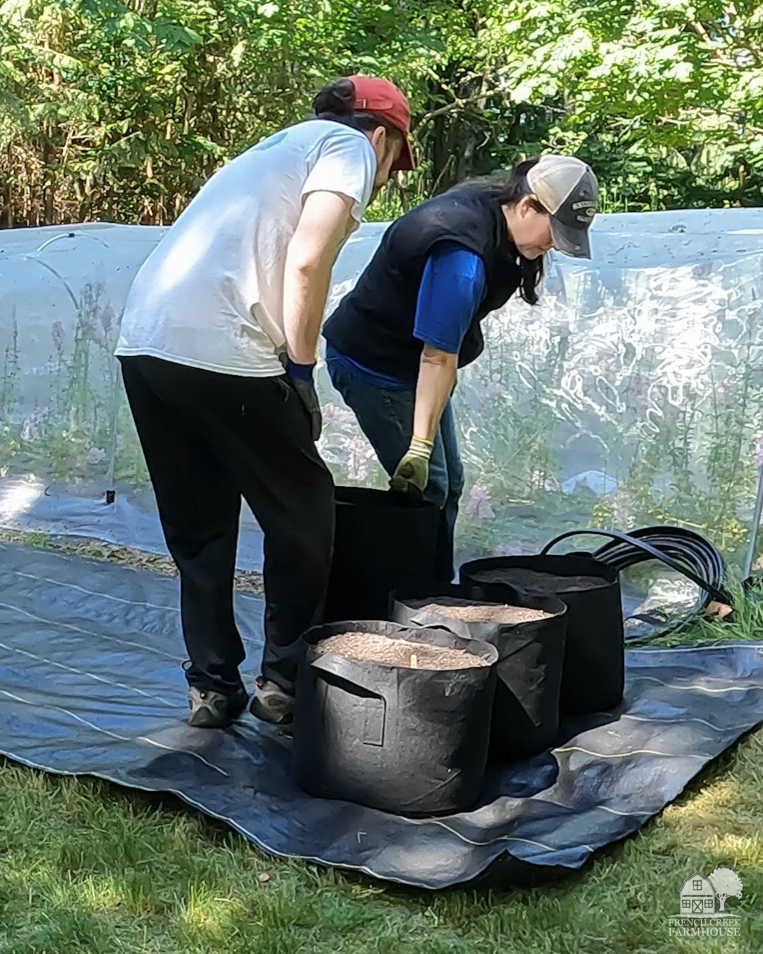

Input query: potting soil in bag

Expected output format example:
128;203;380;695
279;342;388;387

391;583;567;761
459;555;624;715
292;621;497;815
325;487;440;623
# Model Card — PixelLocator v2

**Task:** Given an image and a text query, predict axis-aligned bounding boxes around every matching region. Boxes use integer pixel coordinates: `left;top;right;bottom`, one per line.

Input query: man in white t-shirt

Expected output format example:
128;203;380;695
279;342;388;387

116;75;414;728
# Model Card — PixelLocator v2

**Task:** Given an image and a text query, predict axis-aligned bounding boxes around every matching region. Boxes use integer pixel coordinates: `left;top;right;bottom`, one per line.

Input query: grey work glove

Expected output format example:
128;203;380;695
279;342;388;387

286;360;322;442
389;436;433;494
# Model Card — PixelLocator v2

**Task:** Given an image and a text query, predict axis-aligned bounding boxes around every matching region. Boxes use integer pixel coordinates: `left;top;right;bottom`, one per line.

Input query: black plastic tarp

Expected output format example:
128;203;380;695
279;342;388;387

1;540;762;890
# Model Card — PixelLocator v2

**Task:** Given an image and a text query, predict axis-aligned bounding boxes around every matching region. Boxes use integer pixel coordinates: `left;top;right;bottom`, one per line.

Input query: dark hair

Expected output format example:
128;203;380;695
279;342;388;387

460;157;546;305
312;78;403;150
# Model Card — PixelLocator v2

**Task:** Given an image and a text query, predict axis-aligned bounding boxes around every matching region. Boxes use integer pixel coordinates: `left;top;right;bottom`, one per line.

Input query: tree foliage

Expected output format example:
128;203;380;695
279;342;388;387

1;0;762;226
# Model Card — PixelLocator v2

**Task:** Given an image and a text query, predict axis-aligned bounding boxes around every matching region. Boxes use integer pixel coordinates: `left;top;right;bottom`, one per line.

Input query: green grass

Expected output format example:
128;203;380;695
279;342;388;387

1;734;762;954
627;581;763;648
0;536;762;952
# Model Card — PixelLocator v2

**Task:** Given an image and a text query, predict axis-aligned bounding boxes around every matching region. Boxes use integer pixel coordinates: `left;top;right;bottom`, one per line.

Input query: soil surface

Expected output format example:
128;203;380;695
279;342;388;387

472;567;609;594
412;597;552;624
315;631;489;670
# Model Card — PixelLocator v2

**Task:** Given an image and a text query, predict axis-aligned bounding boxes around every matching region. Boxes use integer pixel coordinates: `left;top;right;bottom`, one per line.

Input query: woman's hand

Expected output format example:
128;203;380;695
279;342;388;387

389;345;457;495
390;437;433;494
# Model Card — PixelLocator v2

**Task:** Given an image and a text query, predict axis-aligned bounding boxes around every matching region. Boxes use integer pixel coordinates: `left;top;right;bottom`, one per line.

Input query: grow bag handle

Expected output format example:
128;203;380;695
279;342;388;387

540;528;728;604
405;622;464;636
310;651;398;695
310;652;396;747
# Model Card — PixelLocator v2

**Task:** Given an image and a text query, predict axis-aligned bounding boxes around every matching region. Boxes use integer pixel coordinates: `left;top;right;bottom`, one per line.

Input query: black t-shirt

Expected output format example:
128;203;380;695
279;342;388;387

323;183;522;382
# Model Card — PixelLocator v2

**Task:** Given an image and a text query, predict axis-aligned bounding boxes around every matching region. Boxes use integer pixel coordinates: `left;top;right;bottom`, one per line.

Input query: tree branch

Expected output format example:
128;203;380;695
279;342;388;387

692;21;714;46
413;85;507;131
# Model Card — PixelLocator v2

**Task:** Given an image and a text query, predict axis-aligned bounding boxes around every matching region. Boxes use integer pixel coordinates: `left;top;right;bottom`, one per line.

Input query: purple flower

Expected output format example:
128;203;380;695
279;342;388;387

20;407;48;441
52;321;65;353
100;304;115;336
88;319;108;349
755;432;763;470
465;484;495;521
345;436;377;483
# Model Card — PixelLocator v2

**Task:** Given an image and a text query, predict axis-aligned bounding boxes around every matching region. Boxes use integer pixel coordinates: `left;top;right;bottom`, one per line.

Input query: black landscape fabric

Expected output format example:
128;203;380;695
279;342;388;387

0;541;762;890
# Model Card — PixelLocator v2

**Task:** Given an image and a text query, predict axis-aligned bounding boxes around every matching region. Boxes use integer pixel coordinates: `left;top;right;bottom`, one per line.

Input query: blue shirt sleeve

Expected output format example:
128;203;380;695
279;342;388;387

413;242;487;354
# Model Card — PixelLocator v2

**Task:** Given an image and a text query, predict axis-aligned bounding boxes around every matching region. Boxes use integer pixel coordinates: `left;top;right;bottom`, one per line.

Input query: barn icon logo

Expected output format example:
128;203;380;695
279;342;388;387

679;869;743;917
669;868;743;938
680;872;717;917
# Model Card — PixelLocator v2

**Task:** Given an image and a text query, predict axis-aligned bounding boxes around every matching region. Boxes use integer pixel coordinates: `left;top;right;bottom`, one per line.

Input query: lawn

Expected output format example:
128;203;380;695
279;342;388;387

0;533;761;954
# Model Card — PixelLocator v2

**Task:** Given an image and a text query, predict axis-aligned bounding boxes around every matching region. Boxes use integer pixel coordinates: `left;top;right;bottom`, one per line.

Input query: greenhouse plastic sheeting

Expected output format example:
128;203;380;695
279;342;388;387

1;540;762;889
2;211;763;575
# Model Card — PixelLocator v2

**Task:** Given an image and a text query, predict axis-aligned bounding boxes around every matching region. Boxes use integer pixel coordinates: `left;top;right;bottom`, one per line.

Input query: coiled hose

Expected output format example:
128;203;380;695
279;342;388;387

541;526;730;637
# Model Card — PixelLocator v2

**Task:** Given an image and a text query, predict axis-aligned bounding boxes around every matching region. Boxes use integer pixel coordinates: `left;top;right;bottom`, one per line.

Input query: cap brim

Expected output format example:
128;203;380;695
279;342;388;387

391;136;416;172
550;217;592;259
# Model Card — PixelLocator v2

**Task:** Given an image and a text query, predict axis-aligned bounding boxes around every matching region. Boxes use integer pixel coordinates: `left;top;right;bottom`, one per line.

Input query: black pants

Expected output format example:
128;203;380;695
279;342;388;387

119;355;334;695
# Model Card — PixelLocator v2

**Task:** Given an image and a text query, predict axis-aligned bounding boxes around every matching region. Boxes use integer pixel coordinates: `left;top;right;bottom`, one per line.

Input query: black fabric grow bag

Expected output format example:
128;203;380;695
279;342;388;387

391;583;567;761
324;487;440;623
459;555;624;716
292;620;498;815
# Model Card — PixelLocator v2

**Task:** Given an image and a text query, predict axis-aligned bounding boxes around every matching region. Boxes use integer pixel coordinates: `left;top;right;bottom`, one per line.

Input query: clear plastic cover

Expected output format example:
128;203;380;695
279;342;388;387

2;211;762;575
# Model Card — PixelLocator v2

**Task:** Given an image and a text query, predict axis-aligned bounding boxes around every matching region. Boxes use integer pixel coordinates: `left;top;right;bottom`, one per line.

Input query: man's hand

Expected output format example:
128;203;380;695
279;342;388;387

390;437;433;494
286;359;322;442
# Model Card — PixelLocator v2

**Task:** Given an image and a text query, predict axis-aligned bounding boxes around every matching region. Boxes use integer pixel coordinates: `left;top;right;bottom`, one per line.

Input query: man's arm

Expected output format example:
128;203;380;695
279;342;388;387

282;190;355;364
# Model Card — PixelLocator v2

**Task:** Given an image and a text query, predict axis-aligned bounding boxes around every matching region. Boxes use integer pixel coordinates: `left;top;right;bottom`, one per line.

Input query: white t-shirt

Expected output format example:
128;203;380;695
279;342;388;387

116;120;376;376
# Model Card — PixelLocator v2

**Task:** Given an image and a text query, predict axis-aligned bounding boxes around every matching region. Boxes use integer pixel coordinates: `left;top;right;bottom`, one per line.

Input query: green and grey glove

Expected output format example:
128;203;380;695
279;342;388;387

390;436;433;494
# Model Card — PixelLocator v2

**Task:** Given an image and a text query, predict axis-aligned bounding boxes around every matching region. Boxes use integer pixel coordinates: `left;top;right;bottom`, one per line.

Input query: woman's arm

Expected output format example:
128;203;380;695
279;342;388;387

414;346;458;442
390;244;485;493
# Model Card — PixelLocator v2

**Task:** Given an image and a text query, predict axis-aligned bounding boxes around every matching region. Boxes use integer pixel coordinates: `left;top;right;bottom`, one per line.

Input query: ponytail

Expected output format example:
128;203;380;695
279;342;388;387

312;78;404;147
312;78;356;119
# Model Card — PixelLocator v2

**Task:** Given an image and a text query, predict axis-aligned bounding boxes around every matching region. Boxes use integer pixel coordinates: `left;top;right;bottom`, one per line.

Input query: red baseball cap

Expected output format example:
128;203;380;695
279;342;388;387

348;75;416;172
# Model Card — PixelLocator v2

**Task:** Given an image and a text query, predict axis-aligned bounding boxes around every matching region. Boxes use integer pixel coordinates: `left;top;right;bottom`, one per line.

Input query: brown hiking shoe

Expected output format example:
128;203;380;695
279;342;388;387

249;677;294;725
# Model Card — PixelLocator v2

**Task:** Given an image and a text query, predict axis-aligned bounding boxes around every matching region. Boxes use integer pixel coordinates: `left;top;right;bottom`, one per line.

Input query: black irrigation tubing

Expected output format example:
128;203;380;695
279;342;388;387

540;526;729;607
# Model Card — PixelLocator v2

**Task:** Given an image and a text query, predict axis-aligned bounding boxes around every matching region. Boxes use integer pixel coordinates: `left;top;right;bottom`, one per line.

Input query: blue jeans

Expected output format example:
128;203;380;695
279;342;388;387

327;355;465;581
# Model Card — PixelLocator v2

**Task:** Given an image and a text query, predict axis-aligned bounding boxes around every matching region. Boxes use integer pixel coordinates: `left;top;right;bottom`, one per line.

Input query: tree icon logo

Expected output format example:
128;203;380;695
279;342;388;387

708;868;744;914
